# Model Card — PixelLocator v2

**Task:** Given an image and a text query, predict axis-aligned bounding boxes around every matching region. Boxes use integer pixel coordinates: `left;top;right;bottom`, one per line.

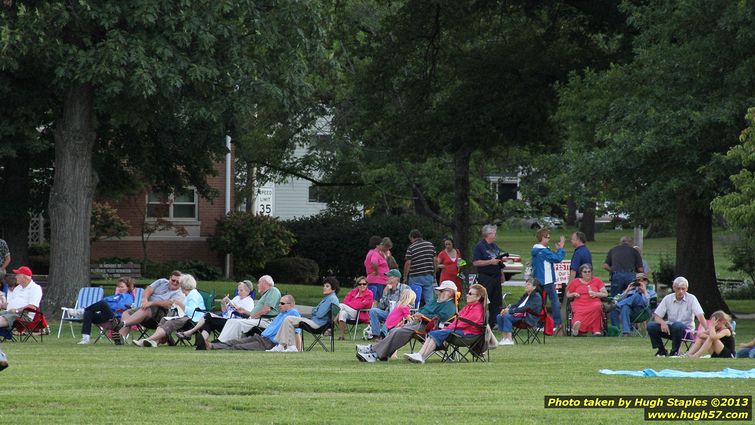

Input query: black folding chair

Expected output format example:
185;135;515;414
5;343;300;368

299;304;339;352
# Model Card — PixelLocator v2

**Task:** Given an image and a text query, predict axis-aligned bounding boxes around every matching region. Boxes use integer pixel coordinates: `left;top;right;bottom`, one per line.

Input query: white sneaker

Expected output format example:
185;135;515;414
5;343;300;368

266;344;285;352
356;344;372;353
404;352;425;364
77;339;90;345
283;345;299;352
132;339;145;347
356;351;377;363
498;338;514;346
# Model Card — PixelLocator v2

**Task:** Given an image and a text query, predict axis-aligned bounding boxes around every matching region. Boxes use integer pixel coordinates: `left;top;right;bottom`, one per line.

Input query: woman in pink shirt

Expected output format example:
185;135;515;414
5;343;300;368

385;289;416;331
337;276;374;340
404;284;487;364
364;237;392;302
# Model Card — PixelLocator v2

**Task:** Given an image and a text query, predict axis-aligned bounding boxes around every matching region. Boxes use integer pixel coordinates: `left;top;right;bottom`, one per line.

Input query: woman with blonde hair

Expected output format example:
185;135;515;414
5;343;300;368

404;284;487;364
684;310;735;358
384;289;416;332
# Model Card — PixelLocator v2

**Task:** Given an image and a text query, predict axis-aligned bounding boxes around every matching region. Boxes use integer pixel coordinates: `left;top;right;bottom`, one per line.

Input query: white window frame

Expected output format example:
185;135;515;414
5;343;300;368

145;188;198;221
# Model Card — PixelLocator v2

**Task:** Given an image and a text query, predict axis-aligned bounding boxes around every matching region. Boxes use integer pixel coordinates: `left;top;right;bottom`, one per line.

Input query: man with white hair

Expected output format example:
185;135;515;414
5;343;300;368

647;276;708;357
216;275;281;342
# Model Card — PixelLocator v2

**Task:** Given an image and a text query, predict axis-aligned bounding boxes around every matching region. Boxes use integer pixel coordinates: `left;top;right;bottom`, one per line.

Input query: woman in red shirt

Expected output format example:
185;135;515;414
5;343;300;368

437;237;462;292
336;276;374;340
404;283;487;364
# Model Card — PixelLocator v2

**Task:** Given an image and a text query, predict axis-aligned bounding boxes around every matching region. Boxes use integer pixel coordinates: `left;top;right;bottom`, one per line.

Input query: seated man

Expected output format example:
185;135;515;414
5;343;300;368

197;294;300;351
132;274;205;347
216;275;281;343
268;277;340;352
367;269;408;340
0;266;43;331
647;276;707;357
356;280;457;362
114;271;185;345
616;272;650;336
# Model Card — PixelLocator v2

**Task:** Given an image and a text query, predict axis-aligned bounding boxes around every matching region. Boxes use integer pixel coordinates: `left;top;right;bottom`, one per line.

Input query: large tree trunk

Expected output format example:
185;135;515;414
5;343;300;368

578;200;596;241
45;84;98;317
565;198;577;227
1;149;32;269
452;146;472;258
675;192;728;316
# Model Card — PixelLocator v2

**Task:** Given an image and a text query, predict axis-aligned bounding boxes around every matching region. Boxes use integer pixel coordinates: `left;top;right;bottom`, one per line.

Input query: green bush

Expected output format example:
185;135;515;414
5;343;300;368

265;257;319;284
726;236;755;284
655;253;676;289
144;260;223;281
210;212;295;278
28;243;51;256
284;212;448;280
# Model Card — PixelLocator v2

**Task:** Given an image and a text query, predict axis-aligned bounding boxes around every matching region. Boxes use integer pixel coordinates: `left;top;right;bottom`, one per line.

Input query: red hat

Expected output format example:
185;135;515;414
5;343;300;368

12;266;33;277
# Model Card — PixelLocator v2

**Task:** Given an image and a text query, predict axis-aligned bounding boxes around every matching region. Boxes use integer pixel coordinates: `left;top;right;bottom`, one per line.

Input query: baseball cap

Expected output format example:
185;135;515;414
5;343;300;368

434;280;457;292
12;266;33;277
385;269;402;278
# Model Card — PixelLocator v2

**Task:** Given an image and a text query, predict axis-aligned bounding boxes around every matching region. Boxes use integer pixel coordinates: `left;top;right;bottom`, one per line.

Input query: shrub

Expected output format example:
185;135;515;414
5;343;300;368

210;212;295;278
28;243;50;256
655;253;676;289
284;212;448;281
726;236;755;284
143;260;223;281
265;257;319;284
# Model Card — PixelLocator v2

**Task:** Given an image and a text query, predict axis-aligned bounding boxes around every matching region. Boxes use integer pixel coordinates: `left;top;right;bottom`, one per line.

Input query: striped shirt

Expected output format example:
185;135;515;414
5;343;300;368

405;239;436;276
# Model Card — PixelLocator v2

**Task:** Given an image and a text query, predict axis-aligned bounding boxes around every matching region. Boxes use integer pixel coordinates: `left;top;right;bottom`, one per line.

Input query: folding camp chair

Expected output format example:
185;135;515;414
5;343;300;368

173;289;215;347
94;287;143;344
57;286;104;338
512;289;549;345
13;306;49;342
344;307;371;340
441;311;489;363
299;304;339;352
629;308;651;337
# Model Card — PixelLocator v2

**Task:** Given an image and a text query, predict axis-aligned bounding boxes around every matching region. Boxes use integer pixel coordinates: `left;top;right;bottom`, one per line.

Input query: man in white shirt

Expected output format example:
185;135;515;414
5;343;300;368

647;276;707;357
0;266;43;329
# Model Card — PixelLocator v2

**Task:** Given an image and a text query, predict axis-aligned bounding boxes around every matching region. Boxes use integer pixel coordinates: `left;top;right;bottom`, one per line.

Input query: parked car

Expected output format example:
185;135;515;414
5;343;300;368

516;216;564;229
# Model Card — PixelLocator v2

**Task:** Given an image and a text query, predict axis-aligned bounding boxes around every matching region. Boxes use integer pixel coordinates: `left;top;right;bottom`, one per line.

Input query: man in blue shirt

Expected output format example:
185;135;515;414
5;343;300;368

198;294;300;351
569;231;592;281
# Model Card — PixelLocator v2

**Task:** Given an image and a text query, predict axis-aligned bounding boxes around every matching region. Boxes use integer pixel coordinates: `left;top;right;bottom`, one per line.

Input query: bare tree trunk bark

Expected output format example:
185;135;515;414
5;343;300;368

565;198;577;227
675;192;729;316
452;145;472;258
45;84;98;316
579;200;596;241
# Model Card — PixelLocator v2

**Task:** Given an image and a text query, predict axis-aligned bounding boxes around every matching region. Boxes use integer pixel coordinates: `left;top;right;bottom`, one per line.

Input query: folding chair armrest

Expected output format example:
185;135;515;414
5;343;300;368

456;316;484;330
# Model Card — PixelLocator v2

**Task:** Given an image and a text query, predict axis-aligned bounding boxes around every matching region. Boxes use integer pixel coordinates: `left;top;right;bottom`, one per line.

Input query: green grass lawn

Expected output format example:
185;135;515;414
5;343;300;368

2;316;753;425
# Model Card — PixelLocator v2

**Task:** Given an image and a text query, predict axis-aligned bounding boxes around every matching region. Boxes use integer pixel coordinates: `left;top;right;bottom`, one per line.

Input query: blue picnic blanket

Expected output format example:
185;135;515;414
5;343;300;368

599;368;755;378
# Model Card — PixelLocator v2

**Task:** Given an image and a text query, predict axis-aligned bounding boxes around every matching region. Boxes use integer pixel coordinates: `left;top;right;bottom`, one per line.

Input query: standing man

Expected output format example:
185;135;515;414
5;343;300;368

531;228;566;332
473;224;507;327
0;238;10;282
216;275;281;342
568;231;592;281
0;266;43;330
402;229;437;306
603;236;644;326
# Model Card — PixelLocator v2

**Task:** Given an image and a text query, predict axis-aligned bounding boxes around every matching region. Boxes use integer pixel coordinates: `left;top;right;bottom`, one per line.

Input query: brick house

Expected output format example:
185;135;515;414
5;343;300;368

91;145;234;272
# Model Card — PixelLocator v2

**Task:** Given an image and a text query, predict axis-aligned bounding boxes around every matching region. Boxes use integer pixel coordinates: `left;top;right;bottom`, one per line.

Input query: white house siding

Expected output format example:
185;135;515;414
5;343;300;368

272;177;327;220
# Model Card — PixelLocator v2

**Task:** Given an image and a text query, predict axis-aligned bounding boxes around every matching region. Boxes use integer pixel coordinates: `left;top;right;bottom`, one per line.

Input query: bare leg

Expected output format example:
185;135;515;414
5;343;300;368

181;317;205;337
146;327;166;343
0;317;9;329
685;333;707;356
119;309;152;337
337;321;346;339
295;333;302;352
417;338;438;360
688;338;714;358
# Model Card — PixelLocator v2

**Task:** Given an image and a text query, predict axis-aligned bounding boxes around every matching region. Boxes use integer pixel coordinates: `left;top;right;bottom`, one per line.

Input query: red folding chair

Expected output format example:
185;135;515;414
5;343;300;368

14;306;49;342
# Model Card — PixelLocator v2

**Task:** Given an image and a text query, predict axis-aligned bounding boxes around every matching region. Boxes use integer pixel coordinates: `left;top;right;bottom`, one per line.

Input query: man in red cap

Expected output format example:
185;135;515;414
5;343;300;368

0;266;43;330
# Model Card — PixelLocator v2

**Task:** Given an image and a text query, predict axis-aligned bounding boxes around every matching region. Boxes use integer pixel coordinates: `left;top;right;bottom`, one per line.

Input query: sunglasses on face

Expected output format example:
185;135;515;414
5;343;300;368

357;282;368;286
280;302;289;305
467;292;478;296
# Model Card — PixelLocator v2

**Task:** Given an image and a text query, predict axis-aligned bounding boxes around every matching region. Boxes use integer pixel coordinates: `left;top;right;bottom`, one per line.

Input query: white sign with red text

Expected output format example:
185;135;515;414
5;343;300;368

554;260;571;291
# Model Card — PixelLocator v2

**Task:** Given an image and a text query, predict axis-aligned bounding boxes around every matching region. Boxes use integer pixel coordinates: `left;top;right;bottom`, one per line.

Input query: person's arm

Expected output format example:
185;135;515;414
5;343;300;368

139;286;155;309
253;305;272;318
402;259;411;284
569;270;577;280
0;253;10;272
695;313;709;332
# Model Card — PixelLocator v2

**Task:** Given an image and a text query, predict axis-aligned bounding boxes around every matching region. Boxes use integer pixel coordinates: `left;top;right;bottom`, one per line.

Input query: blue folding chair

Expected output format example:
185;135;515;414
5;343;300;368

57;287;104;338
409;284;423;312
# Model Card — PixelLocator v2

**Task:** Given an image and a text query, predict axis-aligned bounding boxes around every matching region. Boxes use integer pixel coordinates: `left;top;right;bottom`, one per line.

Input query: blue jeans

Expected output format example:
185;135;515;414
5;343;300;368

543;283;561;326
609;271;636;326
367;284;384;302
647;321;687;355
428;329;465;346
408;274;435;306
617;291;648;334
368;307;389;338
496;313;525;334
736;347;755;358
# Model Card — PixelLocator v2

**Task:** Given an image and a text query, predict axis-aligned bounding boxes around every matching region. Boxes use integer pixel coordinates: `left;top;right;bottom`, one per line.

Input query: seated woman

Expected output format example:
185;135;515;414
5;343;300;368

385;289;416;332
685;310;735;358
76;277;135;345
336;276;374;340
566;264;607;336
133;274;205;347
404;283;487;364
176;280;254;342
496;278;542;346
268;277;340;352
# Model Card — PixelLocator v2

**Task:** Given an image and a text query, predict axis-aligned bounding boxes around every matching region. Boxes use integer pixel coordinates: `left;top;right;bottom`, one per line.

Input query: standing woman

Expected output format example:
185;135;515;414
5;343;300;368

365;237;392;303
472;224;507;327
566;264;607;336
437;237;462;293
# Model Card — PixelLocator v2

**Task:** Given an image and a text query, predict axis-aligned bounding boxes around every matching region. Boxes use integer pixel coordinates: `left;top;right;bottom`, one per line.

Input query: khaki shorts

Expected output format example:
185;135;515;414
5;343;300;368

0;311;20;329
